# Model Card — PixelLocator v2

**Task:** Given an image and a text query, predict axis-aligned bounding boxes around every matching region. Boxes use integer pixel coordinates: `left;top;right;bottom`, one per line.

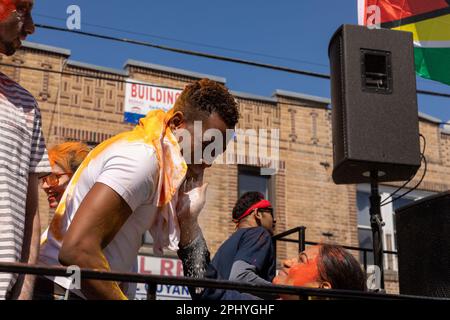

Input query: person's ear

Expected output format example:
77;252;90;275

168;111;185;130
320;281;332;289
254;209;262;221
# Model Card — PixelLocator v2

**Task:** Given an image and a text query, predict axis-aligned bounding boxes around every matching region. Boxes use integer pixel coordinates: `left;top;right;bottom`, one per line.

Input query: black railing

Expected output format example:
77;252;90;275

0;226;443;301
272;227;397;274
0;262;446;301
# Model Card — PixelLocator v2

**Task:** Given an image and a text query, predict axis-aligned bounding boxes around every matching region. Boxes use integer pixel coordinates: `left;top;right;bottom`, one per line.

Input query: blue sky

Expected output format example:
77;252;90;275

29;0;450;121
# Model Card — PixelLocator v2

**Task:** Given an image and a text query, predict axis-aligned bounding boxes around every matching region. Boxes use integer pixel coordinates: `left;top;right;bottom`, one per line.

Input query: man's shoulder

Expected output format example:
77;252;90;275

0;72;36;104
95;140;159;174
101;140;157;160
223;227;272;249
240;226;271;238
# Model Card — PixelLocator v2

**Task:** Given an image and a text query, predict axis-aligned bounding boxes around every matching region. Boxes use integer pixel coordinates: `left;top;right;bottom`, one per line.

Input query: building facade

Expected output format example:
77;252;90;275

2;41;450;294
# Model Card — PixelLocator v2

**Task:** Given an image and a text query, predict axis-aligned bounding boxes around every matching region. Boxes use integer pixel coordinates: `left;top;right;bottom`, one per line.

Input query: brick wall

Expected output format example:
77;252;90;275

2;42;450;294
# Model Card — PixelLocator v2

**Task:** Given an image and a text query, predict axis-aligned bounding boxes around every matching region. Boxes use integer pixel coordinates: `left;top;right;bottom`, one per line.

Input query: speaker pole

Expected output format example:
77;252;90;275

369;171;385;290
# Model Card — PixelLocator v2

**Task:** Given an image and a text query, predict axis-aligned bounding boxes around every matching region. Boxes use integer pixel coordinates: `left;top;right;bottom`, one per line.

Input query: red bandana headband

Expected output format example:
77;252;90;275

233;199;272;223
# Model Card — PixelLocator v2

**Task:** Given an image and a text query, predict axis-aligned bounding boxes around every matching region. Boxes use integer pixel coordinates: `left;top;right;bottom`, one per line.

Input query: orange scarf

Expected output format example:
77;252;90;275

48;109;187;242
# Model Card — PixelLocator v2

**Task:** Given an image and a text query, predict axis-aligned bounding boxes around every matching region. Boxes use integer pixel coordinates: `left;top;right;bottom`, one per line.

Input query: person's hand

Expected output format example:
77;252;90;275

177;169;208;247
177;170;208;224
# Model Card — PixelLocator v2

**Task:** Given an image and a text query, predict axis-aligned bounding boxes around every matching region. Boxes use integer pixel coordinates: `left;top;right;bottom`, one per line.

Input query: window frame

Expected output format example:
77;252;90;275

238;165;275;215
356;184;434;271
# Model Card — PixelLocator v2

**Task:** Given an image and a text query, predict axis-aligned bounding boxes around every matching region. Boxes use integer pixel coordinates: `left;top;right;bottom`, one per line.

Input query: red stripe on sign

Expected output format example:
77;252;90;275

365;0;450;24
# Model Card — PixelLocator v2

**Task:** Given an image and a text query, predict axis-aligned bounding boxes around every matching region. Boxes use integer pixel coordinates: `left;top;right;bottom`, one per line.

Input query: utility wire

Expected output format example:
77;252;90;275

35;24;331;80
34;24;450;99
34;14;329;69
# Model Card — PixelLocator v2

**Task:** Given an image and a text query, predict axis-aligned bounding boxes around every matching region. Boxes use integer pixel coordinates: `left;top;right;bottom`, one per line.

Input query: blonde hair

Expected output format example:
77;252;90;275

48;142;90;174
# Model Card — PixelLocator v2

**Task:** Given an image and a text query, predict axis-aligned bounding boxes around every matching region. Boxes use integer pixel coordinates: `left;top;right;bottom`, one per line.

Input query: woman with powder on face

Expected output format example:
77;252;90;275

41;142;90;209
272;244;367;299
176;186;367;299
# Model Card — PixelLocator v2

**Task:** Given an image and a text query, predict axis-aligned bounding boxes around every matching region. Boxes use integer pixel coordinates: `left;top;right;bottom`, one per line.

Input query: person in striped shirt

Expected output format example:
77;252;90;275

0;0;52;300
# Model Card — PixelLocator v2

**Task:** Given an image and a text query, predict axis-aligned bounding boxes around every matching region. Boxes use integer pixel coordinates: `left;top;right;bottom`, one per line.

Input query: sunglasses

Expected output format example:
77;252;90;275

40;173;72;187
258;207;274;217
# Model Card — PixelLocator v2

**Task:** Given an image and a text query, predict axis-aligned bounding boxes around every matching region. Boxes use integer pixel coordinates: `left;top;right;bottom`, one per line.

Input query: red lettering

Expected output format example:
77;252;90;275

176;260;184;276
161;260;174;276
167;91;173;105
139;256;152;274
150;87;155;102
131;84;137;98
138;85;145;99
156;89;162;102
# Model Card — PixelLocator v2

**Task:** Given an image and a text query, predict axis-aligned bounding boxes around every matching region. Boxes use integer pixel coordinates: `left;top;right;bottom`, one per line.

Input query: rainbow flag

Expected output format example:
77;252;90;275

358;0;450;86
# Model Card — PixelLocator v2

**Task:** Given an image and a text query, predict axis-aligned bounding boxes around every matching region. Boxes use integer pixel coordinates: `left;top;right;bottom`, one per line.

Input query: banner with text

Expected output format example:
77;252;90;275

135;255;191;300
124;80;182;124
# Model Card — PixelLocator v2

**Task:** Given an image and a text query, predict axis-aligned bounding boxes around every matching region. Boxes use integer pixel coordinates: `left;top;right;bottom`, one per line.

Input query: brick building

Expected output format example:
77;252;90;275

2;41;450;294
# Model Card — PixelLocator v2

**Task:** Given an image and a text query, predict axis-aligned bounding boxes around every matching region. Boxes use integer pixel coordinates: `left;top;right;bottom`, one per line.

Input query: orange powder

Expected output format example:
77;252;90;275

0;0;15;21
48;142;90;173
289;256;319;287
46;108;187;242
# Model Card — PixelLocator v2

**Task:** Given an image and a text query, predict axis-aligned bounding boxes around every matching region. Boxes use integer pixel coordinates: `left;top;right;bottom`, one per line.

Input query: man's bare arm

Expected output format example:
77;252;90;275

58;182;132;300
176;173;211;299
11;174;41;300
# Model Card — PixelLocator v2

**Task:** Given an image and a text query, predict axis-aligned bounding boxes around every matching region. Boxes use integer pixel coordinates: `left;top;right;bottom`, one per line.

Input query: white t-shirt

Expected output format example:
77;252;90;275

40;140;179;298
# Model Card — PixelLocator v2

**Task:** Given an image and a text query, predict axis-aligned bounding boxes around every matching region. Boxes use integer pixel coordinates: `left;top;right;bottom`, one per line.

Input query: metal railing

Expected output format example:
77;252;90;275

272;227;397;272
0;262;447;301
0;226;444;301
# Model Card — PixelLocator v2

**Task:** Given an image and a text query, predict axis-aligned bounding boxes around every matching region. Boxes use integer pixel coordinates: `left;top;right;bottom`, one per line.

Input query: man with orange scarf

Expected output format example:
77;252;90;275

37;79;239;300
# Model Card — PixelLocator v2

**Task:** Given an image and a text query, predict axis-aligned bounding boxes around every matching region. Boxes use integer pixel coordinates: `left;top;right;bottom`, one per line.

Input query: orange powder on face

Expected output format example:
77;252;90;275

0;0;15;21
288;256;319;287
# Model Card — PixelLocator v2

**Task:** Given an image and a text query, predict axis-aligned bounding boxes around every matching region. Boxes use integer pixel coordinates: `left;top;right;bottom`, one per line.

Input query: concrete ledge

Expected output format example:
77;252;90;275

67;60;129;76
231;90;277;103
274;89;331;106
125;59;226;83
21;41;71;56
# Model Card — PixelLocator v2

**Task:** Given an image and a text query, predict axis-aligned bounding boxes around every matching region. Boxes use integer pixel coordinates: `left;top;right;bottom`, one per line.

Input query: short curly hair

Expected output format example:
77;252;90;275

48;142;90;174
232;191;265;221
174;78;239;128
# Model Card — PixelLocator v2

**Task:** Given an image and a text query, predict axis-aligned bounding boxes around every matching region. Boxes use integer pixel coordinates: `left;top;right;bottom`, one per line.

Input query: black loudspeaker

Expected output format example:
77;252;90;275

395;192;450;298
328;24;421;184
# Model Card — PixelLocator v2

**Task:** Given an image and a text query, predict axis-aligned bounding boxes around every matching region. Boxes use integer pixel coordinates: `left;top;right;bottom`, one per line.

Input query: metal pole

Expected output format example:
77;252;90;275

363;250;368;274
299;227;306;253
272;236;278;271
369;171;385;289
146;283;157;300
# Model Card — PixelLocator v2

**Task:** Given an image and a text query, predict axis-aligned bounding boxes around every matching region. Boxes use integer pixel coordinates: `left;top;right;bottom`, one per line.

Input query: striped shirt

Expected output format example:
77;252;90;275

0;72;51;299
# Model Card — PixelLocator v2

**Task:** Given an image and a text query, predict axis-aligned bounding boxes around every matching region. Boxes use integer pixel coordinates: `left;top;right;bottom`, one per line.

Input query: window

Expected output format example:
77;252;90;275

357;185;433;272
238;165;273;205
238;165;276;233
142;231;153;245
356;192;374;266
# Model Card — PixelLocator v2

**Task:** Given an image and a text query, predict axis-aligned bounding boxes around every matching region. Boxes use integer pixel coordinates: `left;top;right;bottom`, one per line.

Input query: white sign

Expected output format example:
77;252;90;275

135;255;191;300
124;80;182;124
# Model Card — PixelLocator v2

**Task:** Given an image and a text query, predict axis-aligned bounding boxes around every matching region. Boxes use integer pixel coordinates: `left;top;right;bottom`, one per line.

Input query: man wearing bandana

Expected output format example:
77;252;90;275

36;79;239;300
177;191;367;300
185;192;277;300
